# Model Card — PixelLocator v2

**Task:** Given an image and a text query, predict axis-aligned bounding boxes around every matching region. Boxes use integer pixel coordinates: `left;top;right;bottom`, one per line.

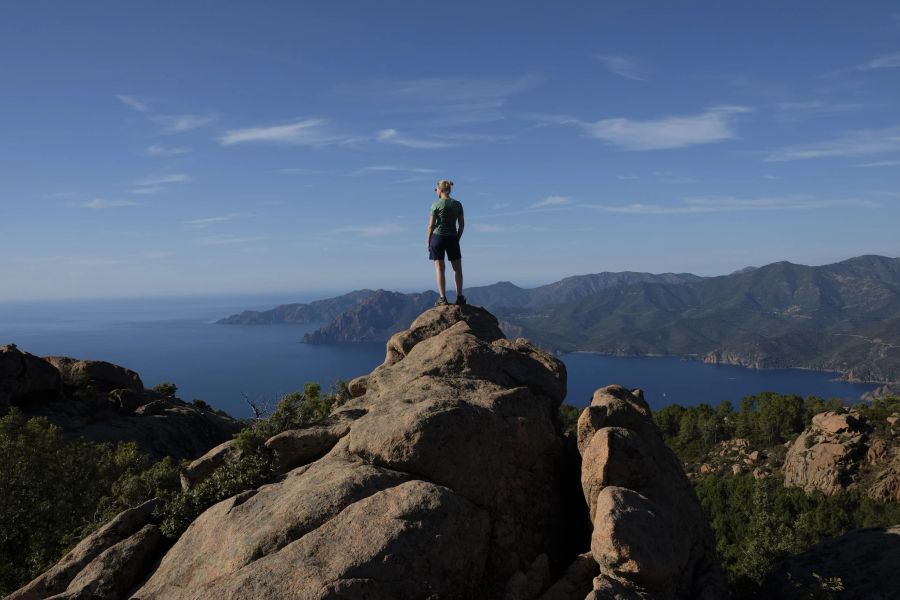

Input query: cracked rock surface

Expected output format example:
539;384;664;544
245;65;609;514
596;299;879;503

133;305;569;599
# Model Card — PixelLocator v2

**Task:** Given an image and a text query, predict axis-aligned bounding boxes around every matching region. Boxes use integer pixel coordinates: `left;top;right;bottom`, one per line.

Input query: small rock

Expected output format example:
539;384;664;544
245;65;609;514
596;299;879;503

731;464;743;476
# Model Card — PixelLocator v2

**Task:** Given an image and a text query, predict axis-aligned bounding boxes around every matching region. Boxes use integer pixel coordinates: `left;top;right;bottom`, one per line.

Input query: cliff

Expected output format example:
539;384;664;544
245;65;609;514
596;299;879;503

10;306;724;600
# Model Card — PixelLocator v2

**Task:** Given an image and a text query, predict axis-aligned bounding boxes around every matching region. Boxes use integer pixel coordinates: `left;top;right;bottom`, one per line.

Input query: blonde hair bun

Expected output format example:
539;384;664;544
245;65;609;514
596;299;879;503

436;179;454;193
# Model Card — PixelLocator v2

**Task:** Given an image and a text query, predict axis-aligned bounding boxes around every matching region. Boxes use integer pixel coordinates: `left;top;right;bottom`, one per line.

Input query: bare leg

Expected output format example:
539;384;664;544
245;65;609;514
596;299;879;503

434;260;446;298
450;259;463;298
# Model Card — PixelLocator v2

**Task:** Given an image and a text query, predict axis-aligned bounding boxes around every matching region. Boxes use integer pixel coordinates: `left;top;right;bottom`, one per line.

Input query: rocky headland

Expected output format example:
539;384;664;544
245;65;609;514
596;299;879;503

0;344;239;460
218;255;900;385
10;305;726;599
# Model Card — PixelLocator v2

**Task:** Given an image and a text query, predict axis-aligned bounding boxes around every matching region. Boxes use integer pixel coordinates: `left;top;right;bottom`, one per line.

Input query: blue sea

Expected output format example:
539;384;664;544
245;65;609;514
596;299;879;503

0;295;878;417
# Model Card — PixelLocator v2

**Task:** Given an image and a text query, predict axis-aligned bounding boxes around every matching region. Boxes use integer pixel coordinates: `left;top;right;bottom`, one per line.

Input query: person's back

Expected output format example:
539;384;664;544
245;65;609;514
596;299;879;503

431;197;462;237
426;180;465;306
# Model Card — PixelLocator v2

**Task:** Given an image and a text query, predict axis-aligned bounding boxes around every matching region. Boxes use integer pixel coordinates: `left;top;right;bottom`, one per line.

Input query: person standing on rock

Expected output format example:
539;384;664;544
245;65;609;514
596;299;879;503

427;179;465;306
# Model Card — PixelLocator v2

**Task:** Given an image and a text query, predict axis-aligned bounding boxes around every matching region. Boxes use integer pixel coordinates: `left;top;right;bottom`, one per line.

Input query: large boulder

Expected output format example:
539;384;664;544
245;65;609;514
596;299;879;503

0;347;239;461
133;305;569;599
48;524;163;600
0;344;62;415
44;356;143;394
7;499;159;600
783;410;869;496
576;385;725;599
761;525;900;599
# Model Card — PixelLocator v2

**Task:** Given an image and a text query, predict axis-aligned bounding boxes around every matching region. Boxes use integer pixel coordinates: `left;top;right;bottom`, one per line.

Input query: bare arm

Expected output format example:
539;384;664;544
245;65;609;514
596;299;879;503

457;213;464;240
426;214;435;249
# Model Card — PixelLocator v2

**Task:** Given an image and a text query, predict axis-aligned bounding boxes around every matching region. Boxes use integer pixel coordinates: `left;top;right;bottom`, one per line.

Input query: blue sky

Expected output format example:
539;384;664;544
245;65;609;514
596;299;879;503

2;1;899;301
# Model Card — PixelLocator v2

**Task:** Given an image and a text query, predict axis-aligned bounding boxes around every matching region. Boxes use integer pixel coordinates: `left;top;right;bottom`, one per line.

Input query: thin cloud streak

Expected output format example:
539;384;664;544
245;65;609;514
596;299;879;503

151;114;218;132
196;235;269;246
765;126;900;161
859;52;900;70
68;198;142;209
375;129;456;149
577;106;752;150
145;144;191;156
580;196;879;214
182;213;246;227
219;119;347;146
857;159;900;167
116;95;149;113
531;195;572;208
593;54;647;81
352;165;437;176
328;224;404;237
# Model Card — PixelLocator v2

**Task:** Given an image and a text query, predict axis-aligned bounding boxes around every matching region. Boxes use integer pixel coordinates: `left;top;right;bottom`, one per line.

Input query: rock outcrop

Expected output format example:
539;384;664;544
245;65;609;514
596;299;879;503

783;410;870;496
134;305;570;599
7;499;159;600
0;343;62;414
761;525;900;599
0;344;238;460
11;305;730;600
575;385;725;599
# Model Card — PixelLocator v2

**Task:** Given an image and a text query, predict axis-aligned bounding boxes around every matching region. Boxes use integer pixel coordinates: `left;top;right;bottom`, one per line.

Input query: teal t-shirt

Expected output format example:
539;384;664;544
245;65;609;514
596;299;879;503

431;198;463;236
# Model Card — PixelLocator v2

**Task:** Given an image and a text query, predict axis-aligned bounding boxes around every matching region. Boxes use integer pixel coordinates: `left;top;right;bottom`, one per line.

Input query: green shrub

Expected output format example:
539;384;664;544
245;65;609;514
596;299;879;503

0;409;178;596
557;404;581;434
191;399;211;411
694;474;900;599
157;453;274;539
152;382;178;398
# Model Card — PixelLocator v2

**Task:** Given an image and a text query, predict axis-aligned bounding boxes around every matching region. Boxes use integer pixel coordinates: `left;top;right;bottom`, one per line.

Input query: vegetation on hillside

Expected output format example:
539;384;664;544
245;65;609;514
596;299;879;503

0;380;347;596
652;392;900;597
695;474;900;599
0;409;180;595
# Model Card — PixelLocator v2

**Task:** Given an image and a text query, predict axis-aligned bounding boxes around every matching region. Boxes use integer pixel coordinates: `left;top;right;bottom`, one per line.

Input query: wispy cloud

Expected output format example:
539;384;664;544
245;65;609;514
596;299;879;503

375;129;455;149
196;235;269;246
151;113;218;132
328;224;404;237
68;198;142;209
580;196;878;214
577;106;752;150
117;95;150;113
765;125;900;161
130;173;191;195
531;195;572;208
135;174;192;186
858;52;900;70
857;159;900;167
593;54;647;81
219;118;348;146
145;144;191;156
352;165;437;176
143;250;177;259
182;213;246;228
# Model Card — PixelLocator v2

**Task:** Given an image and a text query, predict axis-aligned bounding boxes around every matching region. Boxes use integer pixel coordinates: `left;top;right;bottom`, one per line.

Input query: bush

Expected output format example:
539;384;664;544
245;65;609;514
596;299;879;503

557;404;581;434
0;409;179;596
694;474;900;599
192;399;211;411
234;381;343;454
152;382;178;398
157;453;274;539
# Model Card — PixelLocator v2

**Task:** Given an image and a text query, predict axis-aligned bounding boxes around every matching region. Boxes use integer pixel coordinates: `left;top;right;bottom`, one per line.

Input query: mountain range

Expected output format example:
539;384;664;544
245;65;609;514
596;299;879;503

218;255;900;383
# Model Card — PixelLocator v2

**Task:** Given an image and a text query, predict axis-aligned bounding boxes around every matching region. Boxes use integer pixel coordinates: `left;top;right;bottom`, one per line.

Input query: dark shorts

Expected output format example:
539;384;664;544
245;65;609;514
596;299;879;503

429;234;461;261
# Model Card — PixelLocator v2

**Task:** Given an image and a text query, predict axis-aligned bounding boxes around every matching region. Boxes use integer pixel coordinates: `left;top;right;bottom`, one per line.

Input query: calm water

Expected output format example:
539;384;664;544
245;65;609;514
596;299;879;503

0;295;877;417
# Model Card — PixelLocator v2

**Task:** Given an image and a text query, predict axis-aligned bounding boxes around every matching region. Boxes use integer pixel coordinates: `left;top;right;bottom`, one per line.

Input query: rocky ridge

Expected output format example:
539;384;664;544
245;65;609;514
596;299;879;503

0;344;238;460
10;305;724;599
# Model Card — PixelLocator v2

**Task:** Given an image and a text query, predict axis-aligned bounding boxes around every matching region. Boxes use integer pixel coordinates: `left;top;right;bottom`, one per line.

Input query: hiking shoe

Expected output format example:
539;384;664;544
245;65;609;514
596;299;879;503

455;295;467;306
435;296;449;307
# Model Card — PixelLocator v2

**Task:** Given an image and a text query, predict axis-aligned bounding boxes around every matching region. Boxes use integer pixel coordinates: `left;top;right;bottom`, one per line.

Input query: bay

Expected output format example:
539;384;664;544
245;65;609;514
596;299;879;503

0;295;878;417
